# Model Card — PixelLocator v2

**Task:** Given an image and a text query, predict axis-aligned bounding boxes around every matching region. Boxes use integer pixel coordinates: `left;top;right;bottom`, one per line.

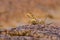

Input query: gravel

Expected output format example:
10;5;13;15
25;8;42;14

0;24;60;40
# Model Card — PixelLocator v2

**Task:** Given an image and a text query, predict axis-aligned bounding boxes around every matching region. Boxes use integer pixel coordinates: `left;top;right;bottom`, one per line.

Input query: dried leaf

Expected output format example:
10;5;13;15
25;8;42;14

26;12;35;19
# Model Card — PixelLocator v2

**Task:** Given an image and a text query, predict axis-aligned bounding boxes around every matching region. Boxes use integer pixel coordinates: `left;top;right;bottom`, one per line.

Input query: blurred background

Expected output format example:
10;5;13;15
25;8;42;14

0;0;60;29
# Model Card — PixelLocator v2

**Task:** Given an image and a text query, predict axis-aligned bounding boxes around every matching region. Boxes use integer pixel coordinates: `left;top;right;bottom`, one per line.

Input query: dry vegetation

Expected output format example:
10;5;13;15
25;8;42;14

26;12;54;25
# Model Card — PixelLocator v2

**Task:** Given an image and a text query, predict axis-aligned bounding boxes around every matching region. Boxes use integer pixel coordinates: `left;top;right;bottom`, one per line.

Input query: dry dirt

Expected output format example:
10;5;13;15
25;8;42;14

0;0;60;29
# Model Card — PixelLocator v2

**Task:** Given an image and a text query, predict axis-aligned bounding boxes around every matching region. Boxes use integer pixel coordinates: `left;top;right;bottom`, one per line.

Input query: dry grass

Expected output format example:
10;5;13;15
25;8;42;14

26;12;54;25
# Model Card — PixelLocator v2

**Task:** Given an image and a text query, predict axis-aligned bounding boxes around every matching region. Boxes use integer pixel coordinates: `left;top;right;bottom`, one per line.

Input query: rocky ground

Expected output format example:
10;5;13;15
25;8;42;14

0;24;60;40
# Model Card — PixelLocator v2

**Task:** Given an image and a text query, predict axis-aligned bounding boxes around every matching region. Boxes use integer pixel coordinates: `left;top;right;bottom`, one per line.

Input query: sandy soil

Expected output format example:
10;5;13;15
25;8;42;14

0;0;60;29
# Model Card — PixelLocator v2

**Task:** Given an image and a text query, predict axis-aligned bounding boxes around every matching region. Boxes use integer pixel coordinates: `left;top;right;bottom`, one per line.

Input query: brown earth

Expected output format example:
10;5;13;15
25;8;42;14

0;0;60;29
